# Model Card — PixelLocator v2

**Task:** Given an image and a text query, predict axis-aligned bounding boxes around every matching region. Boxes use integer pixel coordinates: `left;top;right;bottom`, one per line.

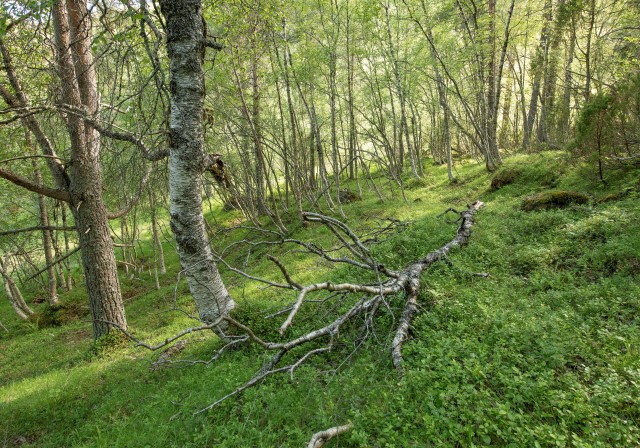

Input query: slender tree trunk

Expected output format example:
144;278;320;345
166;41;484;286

31;156;58;306
250;36;267;214
159;0;234;327
499;58;514;149
149;190;166;275
559;19;576;141
346;0;357;181
428;29;454;182
523;0;552;150
537;0;565;145
385;0;419;178
584;0;596;102
279;20;304;217
60;202;73;290
0;257;34;320
485;0;498;170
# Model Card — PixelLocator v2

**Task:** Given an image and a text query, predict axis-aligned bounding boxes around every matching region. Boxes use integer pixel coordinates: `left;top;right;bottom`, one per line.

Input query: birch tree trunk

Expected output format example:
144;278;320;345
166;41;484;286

159;0;234;326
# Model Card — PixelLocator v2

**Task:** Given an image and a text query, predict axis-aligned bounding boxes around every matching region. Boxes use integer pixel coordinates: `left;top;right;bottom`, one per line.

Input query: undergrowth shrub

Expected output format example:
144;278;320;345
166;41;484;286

570;74;640;183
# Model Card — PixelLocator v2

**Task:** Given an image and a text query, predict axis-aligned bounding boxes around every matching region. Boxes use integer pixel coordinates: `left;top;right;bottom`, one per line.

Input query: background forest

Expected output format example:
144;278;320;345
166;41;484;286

1;0;640;446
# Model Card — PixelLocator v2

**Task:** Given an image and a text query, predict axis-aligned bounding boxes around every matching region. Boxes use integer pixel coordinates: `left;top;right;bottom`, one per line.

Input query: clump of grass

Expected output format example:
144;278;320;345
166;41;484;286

86;330;129;360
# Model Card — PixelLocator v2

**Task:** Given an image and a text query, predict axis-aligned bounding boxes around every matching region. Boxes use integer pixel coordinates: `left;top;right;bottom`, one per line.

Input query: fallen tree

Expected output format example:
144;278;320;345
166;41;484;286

111;201;485;419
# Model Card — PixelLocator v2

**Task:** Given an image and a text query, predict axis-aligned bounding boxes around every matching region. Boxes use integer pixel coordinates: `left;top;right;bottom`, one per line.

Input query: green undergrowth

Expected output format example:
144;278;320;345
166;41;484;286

1;152;640;447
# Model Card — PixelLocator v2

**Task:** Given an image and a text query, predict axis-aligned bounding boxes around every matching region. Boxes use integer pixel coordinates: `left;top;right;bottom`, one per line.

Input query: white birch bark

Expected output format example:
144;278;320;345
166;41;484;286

159;0;234;325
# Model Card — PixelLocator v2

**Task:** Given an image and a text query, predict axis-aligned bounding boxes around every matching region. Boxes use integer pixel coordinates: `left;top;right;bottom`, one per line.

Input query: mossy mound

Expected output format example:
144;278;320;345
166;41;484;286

490;168;520;190
595;188;634;204
36;295;89;328
521;190;590;211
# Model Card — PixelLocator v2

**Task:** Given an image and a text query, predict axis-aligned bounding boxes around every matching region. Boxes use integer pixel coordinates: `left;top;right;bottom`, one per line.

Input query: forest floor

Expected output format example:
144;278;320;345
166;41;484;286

1;151;640;447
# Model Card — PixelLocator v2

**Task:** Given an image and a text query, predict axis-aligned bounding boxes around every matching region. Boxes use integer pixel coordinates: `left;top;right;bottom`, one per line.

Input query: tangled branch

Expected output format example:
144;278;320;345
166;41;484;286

112;202;485;417
195;201;485;412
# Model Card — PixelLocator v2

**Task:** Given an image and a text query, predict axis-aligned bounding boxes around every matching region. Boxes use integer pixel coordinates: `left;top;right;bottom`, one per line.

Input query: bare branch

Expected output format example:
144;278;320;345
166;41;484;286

211;251;294;290
88;117;168;161
0;166;71;202
266;254;303;290
23;247;81;282
193;344;331;415
107;163;153;219
101;318;225;351
279;281;400;335
307;424;353;448
0;225;76;237
0;154;68;165
127;202;485;414
0;42;68;187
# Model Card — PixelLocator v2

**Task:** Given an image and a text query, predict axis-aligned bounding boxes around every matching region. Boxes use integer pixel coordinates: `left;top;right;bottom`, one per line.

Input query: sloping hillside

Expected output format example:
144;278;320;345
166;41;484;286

1;152;640;447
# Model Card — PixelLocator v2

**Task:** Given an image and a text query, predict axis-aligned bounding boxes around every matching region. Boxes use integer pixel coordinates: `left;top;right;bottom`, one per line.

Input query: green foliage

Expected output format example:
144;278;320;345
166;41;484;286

1;153;640;447
571;75;640;181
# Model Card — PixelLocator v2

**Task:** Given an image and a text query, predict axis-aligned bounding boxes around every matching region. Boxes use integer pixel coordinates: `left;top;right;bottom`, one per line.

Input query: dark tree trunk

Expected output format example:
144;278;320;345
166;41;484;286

53;0;127;338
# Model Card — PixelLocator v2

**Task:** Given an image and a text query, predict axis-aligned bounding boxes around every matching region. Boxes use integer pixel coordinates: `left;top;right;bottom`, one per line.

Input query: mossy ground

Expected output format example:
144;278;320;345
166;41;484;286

1;152;639;447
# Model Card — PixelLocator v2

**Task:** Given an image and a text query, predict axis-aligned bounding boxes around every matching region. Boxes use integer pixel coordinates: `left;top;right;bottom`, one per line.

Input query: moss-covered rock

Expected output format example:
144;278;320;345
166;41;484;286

521;190;590;211
338;189;361;203
490;168;520;190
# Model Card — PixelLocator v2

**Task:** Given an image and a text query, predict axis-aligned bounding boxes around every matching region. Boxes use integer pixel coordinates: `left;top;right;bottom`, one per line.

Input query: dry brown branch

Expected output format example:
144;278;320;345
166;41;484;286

307;424;353;448
266;254;303;290
0;166;71;202
100;319;224;351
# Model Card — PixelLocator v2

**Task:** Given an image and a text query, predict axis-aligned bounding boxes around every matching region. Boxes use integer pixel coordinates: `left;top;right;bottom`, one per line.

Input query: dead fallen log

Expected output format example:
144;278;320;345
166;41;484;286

112;202;485;415
195;201;484;413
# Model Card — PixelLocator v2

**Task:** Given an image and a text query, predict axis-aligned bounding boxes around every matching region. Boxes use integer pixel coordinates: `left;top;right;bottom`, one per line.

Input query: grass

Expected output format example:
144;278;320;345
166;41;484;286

1;151;640;447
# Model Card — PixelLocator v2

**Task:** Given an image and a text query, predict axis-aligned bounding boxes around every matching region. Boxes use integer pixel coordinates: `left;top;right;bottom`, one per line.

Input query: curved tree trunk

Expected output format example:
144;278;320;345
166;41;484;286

159;0;234;327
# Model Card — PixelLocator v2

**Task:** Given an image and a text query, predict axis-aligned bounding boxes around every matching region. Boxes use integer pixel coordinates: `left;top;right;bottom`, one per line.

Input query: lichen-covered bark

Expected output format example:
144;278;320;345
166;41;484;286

159;0;234;325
